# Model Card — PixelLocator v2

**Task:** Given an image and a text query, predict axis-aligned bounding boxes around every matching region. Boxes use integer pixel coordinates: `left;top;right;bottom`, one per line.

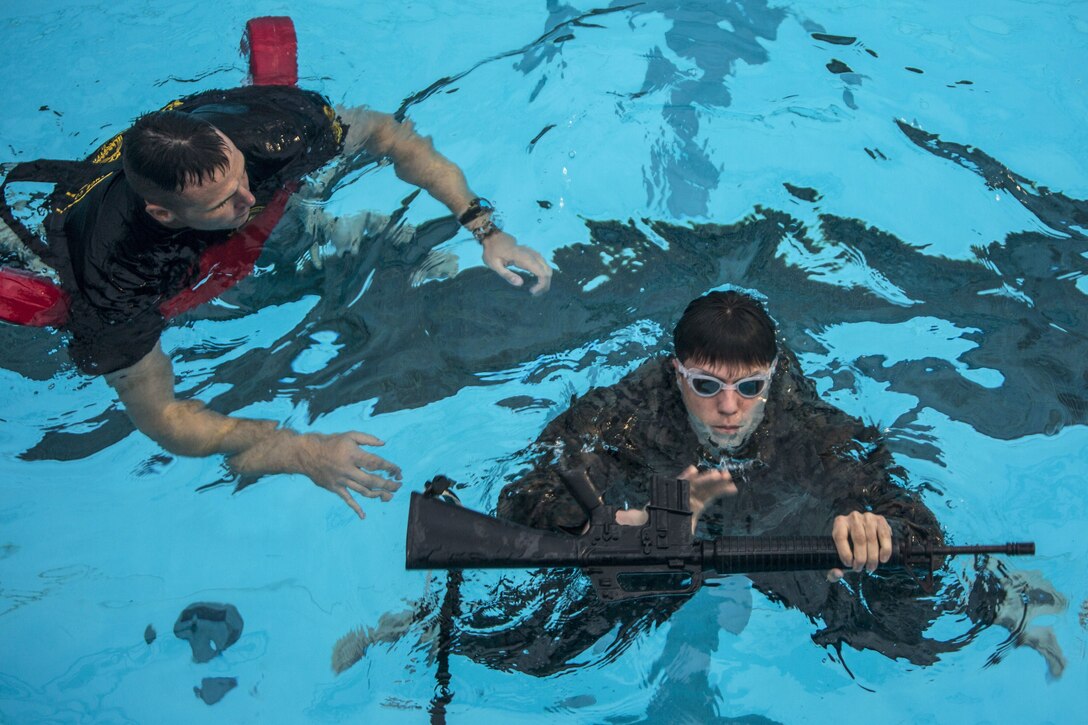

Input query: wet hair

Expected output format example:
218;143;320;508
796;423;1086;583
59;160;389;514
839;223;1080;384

122;111;230;205
673;290;778;369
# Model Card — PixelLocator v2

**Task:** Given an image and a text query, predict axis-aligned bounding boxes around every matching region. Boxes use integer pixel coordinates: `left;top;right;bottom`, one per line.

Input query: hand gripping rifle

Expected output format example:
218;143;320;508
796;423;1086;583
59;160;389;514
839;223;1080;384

404;472;1034;602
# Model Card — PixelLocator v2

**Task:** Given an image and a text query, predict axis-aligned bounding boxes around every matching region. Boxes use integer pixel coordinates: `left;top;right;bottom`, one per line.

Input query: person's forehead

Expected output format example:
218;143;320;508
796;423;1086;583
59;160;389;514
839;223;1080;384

683;357;771;380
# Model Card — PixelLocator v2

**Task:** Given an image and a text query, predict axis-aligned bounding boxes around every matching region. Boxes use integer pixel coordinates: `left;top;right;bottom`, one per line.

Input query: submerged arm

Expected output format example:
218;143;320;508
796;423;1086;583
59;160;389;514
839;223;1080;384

340;107;552;294
106;342;401;518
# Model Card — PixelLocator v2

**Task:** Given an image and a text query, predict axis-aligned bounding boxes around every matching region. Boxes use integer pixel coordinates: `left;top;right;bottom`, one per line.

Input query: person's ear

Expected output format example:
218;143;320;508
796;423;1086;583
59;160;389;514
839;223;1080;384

144;202;177;226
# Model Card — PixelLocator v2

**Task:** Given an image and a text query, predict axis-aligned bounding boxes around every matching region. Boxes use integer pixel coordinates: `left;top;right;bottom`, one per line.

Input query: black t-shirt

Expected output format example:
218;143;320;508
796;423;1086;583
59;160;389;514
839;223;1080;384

55;85;344;375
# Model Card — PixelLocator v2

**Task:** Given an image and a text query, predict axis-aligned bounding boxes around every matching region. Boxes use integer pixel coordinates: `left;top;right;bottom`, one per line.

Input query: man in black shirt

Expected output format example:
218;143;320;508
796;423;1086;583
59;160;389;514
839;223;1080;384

51;85;552;518
60;87;347;374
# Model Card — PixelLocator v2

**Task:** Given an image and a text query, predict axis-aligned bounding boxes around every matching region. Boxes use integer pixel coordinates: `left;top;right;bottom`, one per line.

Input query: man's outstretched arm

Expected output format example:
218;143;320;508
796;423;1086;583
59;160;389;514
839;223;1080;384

106;342;401;518
340;107;552;294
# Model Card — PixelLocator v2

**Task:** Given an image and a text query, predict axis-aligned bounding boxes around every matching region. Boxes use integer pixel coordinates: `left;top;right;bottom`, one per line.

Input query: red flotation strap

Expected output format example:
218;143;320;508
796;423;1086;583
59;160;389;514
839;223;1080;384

158;183;296;319
0;266;70;327
0;16;299;329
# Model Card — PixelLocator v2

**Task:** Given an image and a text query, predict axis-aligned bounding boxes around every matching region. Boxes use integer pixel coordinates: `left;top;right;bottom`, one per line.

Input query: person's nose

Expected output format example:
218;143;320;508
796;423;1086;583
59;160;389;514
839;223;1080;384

239;186;256;207
716;388;740;416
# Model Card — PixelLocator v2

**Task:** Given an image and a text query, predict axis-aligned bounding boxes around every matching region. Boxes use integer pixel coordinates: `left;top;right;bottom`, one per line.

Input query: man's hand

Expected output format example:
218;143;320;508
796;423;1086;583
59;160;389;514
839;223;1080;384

614;465;738;534
828;511;893;581
679;464;737;527
230;431;402;519
481;231;552;295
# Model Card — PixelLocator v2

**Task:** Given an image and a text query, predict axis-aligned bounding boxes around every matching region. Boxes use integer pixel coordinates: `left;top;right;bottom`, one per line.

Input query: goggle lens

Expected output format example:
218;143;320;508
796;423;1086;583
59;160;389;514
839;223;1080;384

737;378;767;397
691;377;723;396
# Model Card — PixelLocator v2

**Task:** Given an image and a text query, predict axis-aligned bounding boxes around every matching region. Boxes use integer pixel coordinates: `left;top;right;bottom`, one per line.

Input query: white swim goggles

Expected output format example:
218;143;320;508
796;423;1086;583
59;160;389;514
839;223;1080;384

676;357;777;398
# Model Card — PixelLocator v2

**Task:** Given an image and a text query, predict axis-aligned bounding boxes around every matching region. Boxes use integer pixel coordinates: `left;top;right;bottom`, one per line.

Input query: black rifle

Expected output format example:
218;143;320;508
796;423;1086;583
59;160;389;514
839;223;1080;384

405;472;1034;601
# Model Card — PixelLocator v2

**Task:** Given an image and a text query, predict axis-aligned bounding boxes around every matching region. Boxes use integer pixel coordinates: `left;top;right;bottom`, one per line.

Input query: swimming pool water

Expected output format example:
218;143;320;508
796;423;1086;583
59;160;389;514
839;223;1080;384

2;1;1086;722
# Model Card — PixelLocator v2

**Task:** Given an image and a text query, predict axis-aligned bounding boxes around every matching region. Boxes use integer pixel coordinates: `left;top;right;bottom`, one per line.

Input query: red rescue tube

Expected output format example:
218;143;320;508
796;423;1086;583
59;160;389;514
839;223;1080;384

243;17;298;86
0;267;70;327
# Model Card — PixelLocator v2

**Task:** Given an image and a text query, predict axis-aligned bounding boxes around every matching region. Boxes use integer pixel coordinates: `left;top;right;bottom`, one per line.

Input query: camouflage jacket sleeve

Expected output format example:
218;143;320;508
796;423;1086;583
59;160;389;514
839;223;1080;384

496;359;686;531
805;397;943;542
762;349;944;541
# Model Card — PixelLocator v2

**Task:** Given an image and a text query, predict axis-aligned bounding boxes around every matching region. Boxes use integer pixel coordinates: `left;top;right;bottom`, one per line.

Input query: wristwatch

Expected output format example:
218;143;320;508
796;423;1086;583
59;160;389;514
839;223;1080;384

457;197;494;226
458;197;502;243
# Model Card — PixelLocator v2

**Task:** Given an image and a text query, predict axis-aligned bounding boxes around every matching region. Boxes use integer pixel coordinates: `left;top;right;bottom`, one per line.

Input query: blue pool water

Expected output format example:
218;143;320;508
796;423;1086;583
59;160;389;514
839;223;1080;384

2;0;1087;722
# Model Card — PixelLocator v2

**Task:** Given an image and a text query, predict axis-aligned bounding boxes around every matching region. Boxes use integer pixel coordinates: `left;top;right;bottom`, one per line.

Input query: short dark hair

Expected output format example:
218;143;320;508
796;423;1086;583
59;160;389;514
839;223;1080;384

673;290;777;368
122;111;230;204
